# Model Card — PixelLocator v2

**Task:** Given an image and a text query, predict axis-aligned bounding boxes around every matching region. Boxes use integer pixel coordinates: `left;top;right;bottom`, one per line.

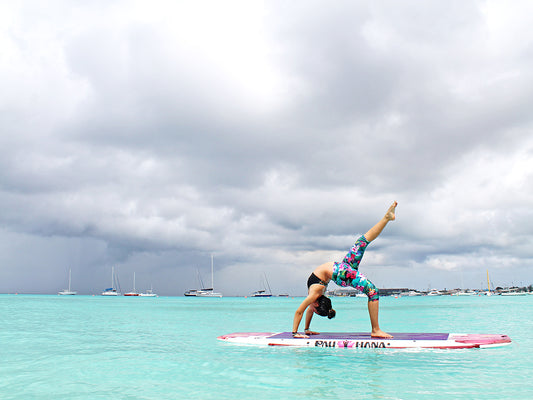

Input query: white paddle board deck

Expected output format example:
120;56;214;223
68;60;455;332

217;332;511;349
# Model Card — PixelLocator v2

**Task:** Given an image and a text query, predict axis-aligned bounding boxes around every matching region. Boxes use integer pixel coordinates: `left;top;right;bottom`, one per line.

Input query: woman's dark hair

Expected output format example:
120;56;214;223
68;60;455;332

315;295;336;319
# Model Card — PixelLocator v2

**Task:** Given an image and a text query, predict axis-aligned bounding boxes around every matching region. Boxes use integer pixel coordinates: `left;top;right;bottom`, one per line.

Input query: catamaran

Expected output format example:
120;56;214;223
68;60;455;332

251;273;272;297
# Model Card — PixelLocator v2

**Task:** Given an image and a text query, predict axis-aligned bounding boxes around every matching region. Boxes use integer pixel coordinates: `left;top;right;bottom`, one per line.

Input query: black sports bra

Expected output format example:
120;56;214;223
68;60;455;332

307;272;328;288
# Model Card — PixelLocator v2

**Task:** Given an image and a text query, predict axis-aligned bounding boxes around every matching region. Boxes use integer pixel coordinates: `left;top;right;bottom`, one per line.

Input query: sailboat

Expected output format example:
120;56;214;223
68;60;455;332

102;266;120;296
185;269;204;296
58;268;77;295
196;255;223;297
124;272;140;296
485;269;492;296
453;267;476;295
251;273;272;297
140;283;158;297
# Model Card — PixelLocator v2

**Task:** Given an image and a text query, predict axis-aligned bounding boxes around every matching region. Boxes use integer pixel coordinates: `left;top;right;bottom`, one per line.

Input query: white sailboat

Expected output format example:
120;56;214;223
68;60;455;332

58;268;77;295
140;283;158;297
185;269;204;296
102;266;120;296
454;267;476;295
196;255;222;297
251;273;272;297
124;272;140;296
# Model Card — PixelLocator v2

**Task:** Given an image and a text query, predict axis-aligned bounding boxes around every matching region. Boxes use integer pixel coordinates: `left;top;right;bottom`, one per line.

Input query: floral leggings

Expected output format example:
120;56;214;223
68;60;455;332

331;235;379;302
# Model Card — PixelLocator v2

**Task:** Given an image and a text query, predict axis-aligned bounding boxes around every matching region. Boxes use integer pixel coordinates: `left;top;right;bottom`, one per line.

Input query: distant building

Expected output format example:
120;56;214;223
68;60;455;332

327;287;410;297
327;288;358;296
379;288;410;296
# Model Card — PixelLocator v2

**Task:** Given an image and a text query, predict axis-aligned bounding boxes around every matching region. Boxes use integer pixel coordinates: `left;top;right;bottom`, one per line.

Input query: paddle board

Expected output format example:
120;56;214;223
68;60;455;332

217;332;511;349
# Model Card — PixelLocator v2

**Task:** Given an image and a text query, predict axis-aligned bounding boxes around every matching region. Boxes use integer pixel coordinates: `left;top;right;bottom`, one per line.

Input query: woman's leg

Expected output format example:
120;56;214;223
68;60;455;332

368;300;391;338
364;201;397;242
332;202;397;337
339;202;397;270
359;202;397;338
333;266;392;338
340;235;370;267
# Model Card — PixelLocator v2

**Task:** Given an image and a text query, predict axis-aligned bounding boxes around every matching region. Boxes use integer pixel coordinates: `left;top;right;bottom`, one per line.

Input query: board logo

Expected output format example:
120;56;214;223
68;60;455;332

314;340;337;347
344;341;387;348
314;340;388;348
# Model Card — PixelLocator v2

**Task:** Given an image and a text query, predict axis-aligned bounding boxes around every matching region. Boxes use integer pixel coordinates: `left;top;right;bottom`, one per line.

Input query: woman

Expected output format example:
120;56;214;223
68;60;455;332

292;201;397;339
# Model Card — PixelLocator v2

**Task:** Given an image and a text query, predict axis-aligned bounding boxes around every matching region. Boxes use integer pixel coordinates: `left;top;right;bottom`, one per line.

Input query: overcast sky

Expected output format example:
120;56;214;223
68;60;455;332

1;0;532;296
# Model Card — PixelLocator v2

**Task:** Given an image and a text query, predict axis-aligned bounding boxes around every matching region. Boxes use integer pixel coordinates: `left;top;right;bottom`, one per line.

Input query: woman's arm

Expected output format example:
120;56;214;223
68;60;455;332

304;307;320;335
292;286;322;338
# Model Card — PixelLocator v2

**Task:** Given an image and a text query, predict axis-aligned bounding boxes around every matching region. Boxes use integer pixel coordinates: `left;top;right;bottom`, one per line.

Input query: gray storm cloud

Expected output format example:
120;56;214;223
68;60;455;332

1;0;532;295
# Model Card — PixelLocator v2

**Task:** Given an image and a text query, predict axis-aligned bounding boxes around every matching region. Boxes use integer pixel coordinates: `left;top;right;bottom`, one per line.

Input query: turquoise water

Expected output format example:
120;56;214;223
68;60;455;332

1;294;531;400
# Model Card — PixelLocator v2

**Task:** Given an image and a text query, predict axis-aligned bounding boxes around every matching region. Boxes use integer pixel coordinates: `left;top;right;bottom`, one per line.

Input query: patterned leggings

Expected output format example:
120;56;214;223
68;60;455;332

331;235;379;302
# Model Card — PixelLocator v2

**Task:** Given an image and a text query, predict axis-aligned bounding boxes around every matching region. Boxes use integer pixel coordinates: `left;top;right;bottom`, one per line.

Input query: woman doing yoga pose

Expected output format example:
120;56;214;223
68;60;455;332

292;201;397;339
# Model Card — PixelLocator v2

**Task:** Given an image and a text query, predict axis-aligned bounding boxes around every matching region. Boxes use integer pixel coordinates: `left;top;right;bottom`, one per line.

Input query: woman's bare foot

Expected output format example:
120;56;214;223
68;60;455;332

293;333;309;339
371;329;393;339
385;201;397;221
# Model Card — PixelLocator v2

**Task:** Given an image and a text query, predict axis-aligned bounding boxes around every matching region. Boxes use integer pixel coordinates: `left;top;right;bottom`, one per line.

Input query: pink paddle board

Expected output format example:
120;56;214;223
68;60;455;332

217;332;511;349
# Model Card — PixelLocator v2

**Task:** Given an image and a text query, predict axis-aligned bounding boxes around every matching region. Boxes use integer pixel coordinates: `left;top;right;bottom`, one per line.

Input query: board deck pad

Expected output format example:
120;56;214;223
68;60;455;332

217;332;511;349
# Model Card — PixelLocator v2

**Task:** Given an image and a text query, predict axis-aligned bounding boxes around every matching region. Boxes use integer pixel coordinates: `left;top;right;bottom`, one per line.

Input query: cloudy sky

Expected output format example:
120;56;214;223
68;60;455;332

1;0;532;296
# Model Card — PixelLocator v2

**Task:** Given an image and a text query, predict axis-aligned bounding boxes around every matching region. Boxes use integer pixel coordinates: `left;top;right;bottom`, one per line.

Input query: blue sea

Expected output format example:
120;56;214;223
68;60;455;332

1;294;531;400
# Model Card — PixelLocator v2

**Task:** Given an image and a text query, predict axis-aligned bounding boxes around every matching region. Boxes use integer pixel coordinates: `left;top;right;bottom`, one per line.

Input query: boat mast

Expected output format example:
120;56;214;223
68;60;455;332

487;269;491;292
211;254;214;291
264;272;272;294
68;268;72;291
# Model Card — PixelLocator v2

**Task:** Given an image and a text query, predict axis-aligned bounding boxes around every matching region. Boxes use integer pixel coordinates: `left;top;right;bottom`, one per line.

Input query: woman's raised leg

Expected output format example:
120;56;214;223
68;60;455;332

364;201;397;338
364;201;397;242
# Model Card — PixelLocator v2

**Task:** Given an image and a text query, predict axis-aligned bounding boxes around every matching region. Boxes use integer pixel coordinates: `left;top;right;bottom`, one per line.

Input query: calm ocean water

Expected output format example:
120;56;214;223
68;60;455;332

1;294;531;400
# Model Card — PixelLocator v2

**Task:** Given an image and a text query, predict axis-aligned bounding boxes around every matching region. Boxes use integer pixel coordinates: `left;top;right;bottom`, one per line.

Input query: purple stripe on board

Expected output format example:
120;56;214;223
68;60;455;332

273;332;450;340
